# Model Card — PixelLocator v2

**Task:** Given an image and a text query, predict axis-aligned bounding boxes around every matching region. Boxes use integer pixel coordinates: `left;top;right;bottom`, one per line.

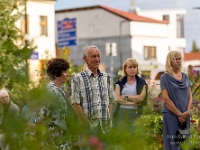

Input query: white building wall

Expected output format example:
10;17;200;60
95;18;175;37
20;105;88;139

131;36;168;66
130;21;169;67
27;1;56;59
138;9;186;56
184;60;200;68
16;0;56;82
130;22;168;37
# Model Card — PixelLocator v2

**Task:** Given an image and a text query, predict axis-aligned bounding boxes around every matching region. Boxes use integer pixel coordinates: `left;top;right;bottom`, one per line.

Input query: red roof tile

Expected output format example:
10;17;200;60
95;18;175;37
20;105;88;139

99;5;168;24
56;5;168;24
184;52;200;61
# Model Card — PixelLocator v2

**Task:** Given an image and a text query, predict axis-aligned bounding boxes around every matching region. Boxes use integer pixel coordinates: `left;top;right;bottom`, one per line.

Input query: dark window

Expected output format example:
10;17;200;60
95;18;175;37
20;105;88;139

20;14;29;45
40;16;48;36
155;72;164;80
20;14;29;34
144;46;156;60
177;14;184;38
163;15;169;22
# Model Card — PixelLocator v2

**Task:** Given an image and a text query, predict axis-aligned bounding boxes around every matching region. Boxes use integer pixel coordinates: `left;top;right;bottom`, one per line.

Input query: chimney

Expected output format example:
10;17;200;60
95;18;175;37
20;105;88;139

129;0;140;14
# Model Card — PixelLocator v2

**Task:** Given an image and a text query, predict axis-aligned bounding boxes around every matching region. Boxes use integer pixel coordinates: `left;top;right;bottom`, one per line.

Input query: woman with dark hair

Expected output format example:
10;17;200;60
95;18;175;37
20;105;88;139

37;58;72;149
46;58;70;83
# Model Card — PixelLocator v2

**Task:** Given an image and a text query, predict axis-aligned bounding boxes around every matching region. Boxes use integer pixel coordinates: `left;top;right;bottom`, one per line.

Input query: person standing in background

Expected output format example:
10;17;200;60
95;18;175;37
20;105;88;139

160;51;192;150
0;88;20;150
37;58;73;149
187;64;198;84
113;58;147;131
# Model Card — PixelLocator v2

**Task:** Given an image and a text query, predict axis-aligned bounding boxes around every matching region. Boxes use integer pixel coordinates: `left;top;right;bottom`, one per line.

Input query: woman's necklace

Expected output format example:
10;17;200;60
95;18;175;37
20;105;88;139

174;74;180;77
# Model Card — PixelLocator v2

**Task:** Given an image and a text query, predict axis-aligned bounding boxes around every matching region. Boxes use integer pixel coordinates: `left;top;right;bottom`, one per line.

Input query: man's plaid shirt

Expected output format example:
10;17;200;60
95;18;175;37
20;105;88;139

71;68;116;133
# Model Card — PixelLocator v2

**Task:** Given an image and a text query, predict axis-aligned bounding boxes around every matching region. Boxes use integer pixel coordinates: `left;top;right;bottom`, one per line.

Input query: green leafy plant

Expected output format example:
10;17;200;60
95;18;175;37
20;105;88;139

0;0;35;105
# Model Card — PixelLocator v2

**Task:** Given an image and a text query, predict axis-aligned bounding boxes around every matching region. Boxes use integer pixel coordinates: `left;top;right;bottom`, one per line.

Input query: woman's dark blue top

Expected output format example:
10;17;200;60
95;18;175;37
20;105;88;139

160;73;191;113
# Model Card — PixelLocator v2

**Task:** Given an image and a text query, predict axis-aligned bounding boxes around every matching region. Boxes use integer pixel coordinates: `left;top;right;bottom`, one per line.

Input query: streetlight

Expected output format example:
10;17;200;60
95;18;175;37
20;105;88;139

193;7;200;9
24;0;29;80
25;0;28;45
119;20;129;67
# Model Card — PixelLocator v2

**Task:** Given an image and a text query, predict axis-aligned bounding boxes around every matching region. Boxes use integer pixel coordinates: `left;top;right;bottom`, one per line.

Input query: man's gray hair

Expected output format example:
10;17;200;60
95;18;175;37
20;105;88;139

83;45;100;58
0;88;8;96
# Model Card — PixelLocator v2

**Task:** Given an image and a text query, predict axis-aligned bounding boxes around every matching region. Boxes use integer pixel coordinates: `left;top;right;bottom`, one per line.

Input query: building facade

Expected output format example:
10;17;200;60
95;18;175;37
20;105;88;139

55;5;186;78
16;0;56;82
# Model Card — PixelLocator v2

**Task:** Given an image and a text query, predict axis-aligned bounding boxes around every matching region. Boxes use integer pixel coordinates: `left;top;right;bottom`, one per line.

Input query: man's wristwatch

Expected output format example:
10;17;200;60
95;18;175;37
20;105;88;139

124;95;128;101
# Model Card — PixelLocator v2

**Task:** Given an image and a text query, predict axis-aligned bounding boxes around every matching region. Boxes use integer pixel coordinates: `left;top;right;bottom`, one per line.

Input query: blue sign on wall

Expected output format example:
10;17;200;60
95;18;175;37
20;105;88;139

30;52;39;60
57;18;77;48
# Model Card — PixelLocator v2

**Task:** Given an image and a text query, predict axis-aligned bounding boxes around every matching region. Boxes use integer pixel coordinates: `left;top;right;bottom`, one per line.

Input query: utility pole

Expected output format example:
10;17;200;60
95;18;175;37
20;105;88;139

193;7;200;9
24;0;29;80
110;43;113;80
119;20;128;67
25;0;28;45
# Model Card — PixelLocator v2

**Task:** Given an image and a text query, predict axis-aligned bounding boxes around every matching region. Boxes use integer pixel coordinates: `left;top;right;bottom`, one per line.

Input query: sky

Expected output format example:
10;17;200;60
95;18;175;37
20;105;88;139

55;0;200;53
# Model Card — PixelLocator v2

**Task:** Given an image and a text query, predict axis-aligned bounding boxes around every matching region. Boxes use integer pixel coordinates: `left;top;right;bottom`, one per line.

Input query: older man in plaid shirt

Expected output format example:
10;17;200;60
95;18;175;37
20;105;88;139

71;45;116;136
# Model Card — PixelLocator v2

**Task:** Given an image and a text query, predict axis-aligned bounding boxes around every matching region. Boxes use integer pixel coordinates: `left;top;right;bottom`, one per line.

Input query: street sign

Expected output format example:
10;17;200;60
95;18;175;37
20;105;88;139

57;18;77;48
30;52;39;60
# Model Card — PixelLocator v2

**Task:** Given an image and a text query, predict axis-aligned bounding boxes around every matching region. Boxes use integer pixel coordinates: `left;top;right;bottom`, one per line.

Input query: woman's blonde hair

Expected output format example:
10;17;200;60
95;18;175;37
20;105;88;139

165;51;183;75
122;58;139;76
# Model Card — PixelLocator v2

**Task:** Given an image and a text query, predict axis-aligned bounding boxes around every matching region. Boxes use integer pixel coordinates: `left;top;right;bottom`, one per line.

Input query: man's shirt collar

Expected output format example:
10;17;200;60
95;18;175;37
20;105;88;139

85;67;103;77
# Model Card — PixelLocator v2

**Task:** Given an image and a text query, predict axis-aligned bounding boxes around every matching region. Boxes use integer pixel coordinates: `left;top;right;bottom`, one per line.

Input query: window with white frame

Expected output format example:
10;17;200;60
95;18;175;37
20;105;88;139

144;46;156;60
40;16;48;36
177;14;184;38
163;15;169;22
20;14;29;45
20;14;29;34
105;42;117;56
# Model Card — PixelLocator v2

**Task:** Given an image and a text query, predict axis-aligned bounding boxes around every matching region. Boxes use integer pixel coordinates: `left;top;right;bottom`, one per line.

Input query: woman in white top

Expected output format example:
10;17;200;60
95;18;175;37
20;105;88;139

114;58;147;131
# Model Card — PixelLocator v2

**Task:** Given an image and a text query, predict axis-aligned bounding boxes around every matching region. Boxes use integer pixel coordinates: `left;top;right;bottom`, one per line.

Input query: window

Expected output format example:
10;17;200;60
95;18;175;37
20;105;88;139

105;42;117;56
40;16;48;36
163;15;169;22
20;14;29;45
144;46;156;60
20;14;29;34
177;14;184;38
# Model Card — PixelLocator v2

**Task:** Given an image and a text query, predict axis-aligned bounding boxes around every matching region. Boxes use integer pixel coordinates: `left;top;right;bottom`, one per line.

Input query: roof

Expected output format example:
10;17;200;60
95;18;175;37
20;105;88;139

56;5;168;24
184;52;200;61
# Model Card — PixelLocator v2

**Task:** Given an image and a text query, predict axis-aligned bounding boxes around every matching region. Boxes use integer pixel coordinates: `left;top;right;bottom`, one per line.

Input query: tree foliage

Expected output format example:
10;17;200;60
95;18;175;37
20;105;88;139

5;1;199;149
0;0;34;101
191;40;199;52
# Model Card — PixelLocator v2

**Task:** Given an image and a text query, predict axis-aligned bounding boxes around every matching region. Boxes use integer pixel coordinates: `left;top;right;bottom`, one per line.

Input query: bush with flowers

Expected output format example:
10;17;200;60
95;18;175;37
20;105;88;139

147;81;163;113
189;74;200;123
